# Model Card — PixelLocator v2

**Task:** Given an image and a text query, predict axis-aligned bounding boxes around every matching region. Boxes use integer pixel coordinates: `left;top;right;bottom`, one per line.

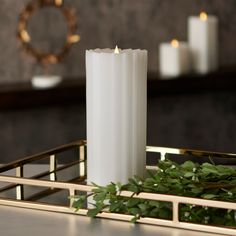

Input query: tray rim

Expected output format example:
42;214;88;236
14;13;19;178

0;140;236;236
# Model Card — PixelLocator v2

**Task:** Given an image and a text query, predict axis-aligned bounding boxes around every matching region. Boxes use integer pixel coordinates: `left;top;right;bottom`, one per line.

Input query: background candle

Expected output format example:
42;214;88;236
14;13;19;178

31;75;62;89
188;12;218;74
159;39;191;78
86;48;147;186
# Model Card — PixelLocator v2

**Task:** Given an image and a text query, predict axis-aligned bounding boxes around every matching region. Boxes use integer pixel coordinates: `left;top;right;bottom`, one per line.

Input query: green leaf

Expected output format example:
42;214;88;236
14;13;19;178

87;208;101;217
202;163;219;175
138;203;148;212
109;201;123;212
182;161;196;171
191;187;203;195
202;194;218;199
128;207;140;216
131;215;140;223
93;192;107;202
184;172;195;178
148;200;160;208
158;208;172;219
72;196;86;210
156;184;169;192
106;183;117;194
127;198;141;208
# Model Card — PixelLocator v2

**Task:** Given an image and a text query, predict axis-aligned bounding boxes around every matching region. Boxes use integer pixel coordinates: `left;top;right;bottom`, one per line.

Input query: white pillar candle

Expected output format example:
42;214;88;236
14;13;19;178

159;39;191;78
86;47;147;186
188;12;218;74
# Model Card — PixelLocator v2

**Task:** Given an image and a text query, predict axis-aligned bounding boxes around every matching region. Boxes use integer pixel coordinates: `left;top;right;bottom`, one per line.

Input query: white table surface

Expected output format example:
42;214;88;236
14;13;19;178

0;205;225;236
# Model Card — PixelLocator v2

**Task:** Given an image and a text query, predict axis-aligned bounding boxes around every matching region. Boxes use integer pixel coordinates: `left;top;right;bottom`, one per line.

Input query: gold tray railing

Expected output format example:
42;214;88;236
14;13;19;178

0;140;236;235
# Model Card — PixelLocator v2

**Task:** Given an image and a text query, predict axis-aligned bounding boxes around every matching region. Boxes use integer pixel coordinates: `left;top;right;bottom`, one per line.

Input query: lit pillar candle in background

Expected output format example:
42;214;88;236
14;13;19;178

188;12;218;74
86;47;147;186
159;39;191;78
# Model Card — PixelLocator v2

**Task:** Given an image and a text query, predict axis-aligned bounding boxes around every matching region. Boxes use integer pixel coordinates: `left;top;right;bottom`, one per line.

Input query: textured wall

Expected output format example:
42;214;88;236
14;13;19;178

0;0;236;162
0;0;236;83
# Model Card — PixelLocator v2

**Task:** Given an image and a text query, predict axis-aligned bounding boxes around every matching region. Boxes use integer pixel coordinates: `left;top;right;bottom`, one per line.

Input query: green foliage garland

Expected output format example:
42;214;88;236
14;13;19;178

72;159;236;227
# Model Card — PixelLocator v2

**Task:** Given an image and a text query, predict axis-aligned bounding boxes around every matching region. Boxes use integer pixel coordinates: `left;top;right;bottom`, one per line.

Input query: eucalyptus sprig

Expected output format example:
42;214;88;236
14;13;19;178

72;159;236;227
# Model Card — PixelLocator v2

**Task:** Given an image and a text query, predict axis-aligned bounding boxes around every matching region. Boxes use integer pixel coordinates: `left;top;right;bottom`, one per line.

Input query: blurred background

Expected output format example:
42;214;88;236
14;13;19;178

0;0;236;162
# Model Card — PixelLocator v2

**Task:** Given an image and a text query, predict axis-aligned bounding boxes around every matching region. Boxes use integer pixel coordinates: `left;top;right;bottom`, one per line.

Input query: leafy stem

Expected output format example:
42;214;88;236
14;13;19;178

71;159;236;227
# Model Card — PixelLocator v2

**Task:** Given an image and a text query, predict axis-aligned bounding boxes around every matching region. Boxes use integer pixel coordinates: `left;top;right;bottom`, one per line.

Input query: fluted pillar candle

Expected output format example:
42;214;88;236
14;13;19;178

86;48;147;186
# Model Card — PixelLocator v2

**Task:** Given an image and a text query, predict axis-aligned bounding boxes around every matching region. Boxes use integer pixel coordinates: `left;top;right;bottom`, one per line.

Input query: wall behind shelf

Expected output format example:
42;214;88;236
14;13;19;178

1;90;236;162
0;0;236;84
148;91;236;152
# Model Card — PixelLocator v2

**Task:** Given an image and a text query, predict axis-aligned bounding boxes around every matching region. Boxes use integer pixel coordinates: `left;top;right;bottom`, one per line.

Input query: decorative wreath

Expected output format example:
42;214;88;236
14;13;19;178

17;0;80;65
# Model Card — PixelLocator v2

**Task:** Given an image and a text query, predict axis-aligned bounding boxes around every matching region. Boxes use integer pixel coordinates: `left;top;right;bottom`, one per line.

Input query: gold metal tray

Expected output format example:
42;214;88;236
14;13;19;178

0;140;236;236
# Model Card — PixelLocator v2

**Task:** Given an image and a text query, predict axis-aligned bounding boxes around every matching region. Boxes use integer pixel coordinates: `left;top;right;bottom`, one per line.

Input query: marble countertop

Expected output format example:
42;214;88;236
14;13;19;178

0;205;224;236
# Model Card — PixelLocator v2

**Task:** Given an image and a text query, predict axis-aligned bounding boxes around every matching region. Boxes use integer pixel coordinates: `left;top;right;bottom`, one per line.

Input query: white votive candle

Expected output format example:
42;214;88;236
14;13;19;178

159;39;191;78
31;75;62;89
188;12;218;74
86;47;147;186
